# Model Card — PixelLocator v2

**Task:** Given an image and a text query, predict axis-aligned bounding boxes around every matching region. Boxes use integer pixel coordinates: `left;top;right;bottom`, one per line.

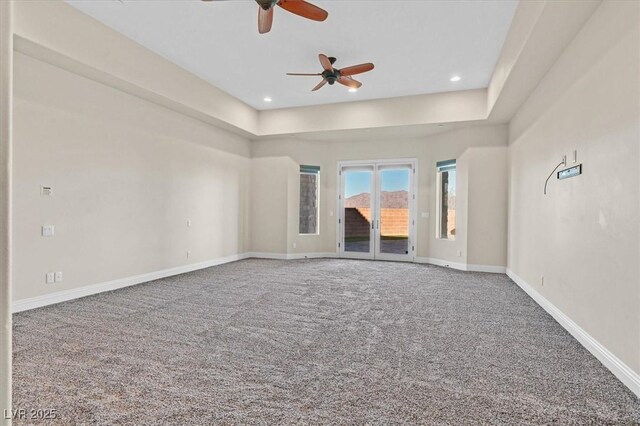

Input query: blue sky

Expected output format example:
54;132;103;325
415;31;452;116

345;169;410;198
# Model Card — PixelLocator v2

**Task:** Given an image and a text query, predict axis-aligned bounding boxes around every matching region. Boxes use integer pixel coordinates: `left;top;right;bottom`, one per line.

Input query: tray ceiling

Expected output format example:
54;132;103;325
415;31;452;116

67;0;518;110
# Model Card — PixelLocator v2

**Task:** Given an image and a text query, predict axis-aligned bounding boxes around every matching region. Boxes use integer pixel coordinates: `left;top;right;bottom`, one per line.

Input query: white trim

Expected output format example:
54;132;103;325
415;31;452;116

244;252;288;260
413;257;506;273
12;253;249;313
337;158;417;262
285;252;338;260
337;158;418;167
507;268;640;399
245;252;338;260
414;256;468;271
467;263;507;273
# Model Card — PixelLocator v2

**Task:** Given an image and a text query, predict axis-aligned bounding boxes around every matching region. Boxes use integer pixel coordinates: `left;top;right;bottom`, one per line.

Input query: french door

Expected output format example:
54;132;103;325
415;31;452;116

338;160;416;261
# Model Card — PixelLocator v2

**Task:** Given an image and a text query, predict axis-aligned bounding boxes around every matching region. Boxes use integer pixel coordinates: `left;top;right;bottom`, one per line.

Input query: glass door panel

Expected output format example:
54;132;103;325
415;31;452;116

378;168;411;256
342;168;374;257
339;161;414;261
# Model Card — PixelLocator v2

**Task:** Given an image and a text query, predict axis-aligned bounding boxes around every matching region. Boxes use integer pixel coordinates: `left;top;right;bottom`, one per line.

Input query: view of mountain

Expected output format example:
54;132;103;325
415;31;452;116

345;190;408;208
345;190;456;209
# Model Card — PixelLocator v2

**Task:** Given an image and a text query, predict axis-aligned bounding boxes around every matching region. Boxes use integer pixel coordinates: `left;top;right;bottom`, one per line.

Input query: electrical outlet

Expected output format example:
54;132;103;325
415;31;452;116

41;225;55;237
187;250;191;258
187;220;192;228
46;272;55;284
292;242;297;249
561;155;567;166
55;272;63;282
456;250;462;257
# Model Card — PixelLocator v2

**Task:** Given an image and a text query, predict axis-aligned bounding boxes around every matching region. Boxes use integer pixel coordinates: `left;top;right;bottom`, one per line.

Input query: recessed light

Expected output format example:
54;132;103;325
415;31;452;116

263;97;272;102
450;75;461;82
348;88;358;93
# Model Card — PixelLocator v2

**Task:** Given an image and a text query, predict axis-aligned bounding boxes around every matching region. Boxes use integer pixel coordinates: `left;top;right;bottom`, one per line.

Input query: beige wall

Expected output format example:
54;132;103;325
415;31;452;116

507;0;639;374
1;0;12;421
249;156;298;254
5;0;637;405
467;146;508;266
12;52;252;302
251;125;508;265
13;0;258;136
258;89;488;136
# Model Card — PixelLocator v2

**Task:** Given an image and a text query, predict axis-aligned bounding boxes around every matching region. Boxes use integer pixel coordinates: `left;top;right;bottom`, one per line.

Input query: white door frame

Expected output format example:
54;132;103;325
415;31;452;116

337;164;375;260
337;159;417;262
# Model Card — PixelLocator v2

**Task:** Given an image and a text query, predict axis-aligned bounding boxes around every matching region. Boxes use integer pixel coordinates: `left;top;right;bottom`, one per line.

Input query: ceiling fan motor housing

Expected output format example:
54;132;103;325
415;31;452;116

323;57;339;84
322;69;341;85
257;0;277;11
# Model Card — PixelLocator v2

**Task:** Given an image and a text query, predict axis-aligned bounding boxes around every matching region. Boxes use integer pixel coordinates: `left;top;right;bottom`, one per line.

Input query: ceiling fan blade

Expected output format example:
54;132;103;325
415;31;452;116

339;63;375;77
258;6;274;34
286;73;323;76
318;54;333;72
337;76;362;89
278;0;328;22
312;79;328;91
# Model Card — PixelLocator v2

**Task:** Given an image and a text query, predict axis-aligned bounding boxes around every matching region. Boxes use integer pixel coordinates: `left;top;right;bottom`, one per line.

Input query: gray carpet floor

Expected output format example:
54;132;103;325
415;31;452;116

13;259;640;425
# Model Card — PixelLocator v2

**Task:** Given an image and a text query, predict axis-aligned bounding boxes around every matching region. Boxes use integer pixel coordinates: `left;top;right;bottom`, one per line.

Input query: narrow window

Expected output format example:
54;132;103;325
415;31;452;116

299;165;320;235
436;160;456;240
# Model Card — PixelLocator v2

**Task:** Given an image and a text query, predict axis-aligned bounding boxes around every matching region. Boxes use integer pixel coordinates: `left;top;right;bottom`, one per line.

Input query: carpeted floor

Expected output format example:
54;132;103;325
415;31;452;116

12;259;640;424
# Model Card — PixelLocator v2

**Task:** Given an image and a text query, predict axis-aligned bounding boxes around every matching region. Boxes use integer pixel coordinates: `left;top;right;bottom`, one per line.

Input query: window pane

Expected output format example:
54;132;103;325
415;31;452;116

299;173;318;234
343;170;372;253
438;163;456;240
379;168;410;254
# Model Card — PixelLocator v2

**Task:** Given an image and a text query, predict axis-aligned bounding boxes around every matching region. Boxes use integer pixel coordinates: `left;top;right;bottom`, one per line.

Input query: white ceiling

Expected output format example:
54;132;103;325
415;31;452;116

67;0;518;111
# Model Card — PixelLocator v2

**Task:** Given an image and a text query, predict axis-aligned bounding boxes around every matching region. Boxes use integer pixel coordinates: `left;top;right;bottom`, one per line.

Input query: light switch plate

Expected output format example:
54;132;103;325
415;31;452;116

46;272;55;284
41;225;55;237
40;185;52;196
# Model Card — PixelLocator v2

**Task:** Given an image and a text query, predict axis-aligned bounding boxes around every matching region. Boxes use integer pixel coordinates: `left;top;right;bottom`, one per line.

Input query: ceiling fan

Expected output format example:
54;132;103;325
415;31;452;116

202;0;328;34
287;54;375;91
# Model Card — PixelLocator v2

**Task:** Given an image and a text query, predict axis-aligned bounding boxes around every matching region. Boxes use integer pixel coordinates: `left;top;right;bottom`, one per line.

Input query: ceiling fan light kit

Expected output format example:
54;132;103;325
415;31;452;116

202;0;374;92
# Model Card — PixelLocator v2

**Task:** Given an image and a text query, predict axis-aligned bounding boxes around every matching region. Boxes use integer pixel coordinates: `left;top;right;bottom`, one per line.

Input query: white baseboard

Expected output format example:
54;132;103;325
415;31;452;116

414;257;506;273
507;268;640;399
414;257;468;271
286;252;338;260
244;252;288;260
245;252;338;260
467;263;507;273
12;253;249;313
